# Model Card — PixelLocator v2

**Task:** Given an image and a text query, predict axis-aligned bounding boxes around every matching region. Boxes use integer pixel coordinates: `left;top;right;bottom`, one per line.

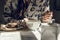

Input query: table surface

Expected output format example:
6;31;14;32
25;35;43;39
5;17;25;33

0;28;41;40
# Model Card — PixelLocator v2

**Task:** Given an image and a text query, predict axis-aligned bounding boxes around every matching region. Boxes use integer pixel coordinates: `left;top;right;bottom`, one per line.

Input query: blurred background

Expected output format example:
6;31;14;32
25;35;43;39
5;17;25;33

0;0;60;24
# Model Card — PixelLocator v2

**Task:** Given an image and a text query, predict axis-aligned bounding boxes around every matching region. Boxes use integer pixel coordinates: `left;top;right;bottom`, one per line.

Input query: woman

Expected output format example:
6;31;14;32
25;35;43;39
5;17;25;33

41;11;59;40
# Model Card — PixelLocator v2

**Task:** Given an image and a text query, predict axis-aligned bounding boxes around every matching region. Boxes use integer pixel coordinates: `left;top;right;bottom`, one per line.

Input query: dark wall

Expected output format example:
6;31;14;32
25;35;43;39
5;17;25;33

50;0;60;23
53;10;60;23
0;0;6;24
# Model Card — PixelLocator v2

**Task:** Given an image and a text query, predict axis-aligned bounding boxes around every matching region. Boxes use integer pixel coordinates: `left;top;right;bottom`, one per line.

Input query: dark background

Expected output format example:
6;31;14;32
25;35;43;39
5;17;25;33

0;0;6;24
50;0;60;23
